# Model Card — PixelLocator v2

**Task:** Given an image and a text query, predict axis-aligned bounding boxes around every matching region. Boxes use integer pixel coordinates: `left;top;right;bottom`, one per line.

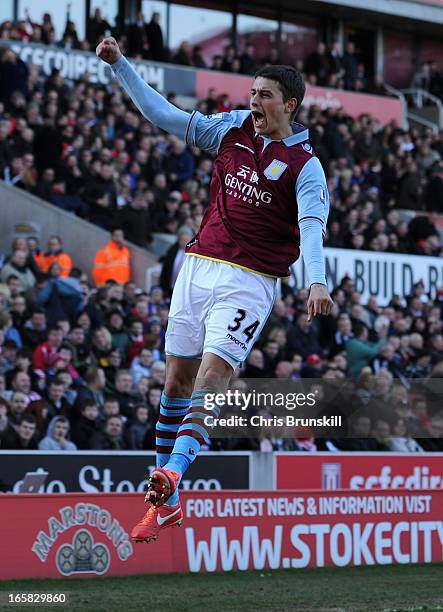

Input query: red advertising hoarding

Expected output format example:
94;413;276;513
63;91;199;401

196;71;404;126
275;452;443;491
1;489;442;579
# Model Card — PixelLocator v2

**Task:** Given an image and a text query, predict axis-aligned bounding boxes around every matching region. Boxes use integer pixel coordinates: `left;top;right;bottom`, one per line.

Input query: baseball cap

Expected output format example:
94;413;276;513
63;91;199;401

306;354;321;365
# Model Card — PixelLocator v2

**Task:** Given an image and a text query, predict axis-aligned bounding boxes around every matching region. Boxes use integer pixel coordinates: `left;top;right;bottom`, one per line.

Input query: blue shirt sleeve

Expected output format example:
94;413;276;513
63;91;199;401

296;156;330;234
186;110;251;154
296;156;330;286
111;56;191;139
299;218;327;286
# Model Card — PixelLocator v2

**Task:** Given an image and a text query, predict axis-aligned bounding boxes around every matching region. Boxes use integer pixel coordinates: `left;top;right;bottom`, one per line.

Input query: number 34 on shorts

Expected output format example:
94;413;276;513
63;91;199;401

227;308;259;349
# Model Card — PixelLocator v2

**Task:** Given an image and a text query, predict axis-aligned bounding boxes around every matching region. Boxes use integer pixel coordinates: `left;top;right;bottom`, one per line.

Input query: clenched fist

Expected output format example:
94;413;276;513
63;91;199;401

96;37;122;65
307;283;334;321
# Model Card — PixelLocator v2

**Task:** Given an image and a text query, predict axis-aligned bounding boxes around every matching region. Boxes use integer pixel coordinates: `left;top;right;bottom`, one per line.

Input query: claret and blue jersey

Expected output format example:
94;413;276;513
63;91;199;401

185;110;329;278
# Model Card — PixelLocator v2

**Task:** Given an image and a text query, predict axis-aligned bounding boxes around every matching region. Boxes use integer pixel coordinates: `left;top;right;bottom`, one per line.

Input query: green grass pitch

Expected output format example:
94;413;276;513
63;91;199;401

1;564;443;612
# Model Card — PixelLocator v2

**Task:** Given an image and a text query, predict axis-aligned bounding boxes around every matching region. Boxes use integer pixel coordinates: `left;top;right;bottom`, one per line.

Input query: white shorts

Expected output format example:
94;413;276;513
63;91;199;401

165;255;277;370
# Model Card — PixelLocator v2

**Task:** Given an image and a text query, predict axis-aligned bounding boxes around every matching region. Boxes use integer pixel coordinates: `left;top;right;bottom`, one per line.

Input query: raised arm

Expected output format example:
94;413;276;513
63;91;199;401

96;37;191;139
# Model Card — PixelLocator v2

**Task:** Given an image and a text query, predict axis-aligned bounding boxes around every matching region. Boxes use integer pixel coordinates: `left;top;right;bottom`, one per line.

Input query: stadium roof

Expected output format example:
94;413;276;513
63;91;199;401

193;0;443;30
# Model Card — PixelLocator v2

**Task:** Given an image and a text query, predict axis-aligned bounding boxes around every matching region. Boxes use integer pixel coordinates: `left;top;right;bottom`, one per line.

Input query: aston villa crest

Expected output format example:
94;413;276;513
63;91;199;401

263;159;288;181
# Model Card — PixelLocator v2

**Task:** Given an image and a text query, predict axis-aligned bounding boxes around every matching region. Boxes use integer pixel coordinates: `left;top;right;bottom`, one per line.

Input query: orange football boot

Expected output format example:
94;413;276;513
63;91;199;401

144;467;180;507
131;502;183;543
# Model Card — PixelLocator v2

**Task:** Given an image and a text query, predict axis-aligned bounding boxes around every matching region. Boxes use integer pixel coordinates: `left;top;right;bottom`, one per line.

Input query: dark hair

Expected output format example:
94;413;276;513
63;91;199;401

254;65;305;120
20;414;36;426
104;395;120;405
49;378;64;387
85;366;102;385
82;400;98;411
70;267;82;279
31;308;46;316
354;323;368;339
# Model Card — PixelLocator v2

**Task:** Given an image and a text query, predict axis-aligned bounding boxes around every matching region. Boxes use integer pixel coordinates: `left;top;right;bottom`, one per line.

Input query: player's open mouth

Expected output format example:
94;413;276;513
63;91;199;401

252;110;266;130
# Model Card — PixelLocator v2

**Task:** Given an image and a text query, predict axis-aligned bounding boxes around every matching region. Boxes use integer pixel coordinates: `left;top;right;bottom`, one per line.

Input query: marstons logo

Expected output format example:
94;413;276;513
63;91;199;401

32;503;133;576
56;529;110;576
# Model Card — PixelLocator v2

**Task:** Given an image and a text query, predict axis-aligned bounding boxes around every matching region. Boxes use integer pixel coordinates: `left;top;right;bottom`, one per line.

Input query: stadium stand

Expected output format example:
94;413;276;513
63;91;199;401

0;12;443;455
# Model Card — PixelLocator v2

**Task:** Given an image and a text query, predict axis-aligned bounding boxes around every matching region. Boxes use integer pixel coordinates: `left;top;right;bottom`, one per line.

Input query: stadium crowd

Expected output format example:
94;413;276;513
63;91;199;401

0;13;442;456
0;36;442;250
0;232;443;454
3;8;440;97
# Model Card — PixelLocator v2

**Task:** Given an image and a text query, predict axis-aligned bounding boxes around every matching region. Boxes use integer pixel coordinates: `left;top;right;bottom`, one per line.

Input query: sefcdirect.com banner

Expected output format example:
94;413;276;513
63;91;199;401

1;490;441;579
275;453;443;491
292;247;443;305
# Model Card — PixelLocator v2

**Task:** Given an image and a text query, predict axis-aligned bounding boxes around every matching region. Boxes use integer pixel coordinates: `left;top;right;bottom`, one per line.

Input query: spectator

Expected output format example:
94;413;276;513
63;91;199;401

37;272;84;326
49;179;86;215
70;401;99;449
73;366;105;413
130;347;153;384
420;416;443;452
398;160;423;210
83;163;117;230
111;369;138;418
146;12;165;62
192;46;207;69
33;325;63;370
0;250;36;290
115;190;153;247
425;162;443;212
7;390;29;428
127;11;149;58
2;414;38;449
411;62;432;96
92;229;131;287
337;414;379;451
0;49;28;106
38;415;77;450
287;313;320;359
221;45;236;72
41;378;71;420
346;323;388;378
387;417;424;452
240;44;257;75
22;309;47;349
173;42;192;66
90;415;126;450
159;225;194;297
342;41;359;90
126;404;153;449
166;137;195;189
101;396;121;421
86;8;112;47
305;42;330;86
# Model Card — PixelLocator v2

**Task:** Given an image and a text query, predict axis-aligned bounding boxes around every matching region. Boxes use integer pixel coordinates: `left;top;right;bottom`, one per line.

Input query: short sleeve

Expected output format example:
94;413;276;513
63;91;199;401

186;110;251;155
